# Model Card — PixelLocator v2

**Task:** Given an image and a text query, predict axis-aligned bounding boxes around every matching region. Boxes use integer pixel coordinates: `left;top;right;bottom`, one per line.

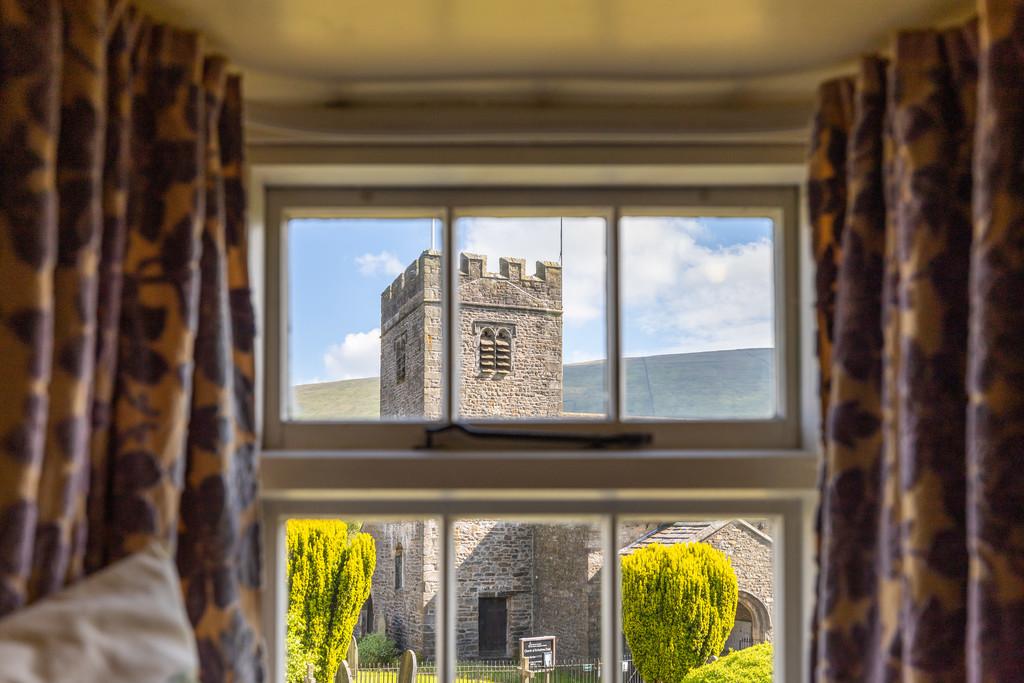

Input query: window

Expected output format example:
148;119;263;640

477;326;513;375
395;335;407;384
495;329;512;373
395;543;404;590
264;188;800;449
259;176;813;683
479;328;495;373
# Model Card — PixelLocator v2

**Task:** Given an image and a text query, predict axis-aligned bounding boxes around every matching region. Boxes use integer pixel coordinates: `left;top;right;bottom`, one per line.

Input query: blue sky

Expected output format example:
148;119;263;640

288;215;774;386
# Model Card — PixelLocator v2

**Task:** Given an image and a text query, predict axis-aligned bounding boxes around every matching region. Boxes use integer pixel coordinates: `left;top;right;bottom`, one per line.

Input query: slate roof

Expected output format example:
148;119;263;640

619;520;771;555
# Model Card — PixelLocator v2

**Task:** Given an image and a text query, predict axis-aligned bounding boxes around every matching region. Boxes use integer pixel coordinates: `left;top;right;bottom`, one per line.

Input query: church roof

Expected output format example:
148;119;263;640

619;519;771;555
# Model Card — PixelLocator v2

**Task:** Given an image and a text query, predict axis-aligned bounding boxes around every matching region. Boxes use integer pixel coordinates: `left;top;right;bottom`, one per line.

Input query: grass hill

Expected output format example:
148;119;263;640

292;348;774;421
291;376;380;420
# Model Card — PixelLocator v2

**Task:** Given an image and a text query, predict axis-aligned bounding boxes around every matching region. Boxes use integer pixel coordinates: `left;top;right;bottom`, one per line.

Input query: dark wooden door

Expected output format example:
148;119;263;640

478;597;508;657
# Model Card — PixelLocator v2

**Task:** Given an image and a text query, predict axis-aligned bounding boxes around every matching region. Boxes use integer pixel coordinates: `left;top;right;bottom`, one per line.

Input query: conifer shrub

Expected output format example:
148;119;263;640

622;542;738;682
287;520;376;683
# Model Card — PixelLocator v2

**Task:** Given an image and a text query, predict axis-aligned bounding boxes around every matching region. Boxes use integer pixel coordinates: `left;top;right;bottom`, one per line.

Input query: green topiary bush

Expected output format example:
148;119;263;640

681;643;772;682
622;542;738;683
287;520;376;683
358;632;401;666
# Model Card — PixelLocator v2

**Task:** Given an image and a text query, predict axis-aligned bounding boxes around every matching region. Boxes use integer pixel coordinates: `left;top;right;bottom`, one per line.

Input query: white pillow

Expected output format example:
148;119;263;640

0;543;199;683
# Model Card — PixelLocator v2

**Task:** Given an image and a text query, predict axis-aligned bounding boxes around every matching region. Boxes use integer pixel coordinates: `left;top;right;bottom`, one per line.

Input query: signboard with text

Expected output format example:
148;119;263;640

520;636;557;670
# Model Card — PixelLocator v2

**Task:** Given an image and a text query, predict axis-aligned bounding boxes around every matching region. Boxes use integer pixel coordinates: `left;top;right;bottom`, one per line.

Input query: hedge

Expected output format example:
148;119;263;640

681;643;773;683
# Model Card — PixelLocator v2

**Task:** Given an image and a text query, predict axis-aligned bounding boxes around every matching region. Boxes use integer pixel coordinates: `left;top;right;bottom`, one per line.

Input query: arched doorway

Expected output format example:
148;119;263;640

723;592;771;653
723;602;754;652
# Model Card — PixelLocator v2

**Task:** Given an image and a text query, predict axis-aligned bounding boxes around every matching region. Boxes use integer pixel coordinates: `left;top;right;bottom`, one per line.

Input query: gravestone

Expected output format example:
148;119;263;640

347;636;359;677
334;661;353;683
398;650;417;683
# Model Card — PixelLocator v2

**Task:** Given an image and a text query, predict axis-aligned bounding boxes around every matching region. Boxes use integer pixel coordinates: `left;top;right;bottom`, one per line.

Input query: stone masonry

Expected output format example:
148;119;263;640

380;251;562;419
364;519;773;660
380;251;443;419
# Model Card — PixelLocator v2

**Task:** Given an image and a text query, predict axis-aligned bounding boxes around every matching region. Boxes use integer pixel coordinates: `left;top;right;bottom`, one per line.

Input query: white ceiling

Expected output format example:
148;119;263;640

137;0;973;140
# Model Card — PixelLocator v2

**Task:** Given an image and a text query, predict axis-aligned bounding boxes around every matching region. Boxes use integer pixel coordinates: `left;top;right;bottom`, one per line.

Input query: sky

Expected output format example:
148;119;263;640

288;215;774;386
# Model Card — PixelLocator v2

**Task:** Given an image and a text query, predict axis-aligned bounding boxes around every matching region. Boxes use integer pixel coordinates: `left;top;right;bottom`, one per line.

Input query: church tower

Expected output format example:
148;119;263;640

380;251;562;419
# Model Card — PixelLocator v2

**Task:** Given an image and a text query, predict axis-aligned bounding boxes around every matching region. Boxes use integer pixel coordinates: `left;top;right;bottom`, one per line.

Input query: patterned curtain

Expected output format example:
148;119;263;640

810;2;1024;681
0;2;263;681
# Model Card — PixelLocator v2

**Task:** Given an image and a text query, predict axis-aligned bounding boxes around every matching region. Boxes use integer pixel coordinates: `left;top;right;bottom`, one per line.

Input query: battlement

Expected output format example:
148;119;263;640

459;253;562;308
381;250;442;323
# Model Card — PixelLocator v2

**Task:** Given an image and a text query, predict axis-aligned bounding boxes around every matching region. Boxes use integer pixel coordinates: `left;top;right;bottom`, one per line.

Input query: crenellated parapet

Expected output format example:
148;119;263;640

459;252;562;310
381;250;443;329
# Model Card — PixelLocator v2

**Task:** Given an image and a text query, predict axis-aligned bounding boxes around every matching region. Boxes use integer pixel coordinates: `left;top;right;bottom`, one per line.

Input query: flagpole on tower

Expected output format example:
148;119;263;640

559;217;563;265
430;218;436;251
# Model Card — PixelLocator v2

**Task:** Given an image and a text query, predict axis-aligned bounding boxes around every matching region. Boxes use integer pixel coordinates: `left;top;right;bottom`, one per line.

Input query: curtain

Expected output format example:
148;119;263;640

0;2;263;681
810;1;1024;681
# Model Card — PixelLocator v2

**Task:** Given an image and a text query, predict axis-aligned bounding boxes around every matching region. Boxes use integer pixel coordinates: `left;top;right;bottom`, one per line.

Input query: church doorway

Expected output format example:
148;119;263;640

723;601;754;652
478;597;508;658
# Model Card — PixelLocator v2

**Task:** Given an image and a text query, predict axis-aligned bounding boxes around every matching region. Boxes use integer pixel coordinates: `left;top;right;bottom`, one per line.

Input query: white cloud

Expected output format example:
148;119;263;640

323;328;381;380
621;217;774;354
356;251;404;277
457;215;774;358
459;217;606;326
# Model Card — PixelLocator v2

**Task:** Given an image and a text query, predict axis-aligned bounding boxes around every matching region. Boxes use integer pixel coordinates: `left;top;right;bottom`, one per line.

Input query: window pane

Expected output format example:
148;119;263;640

285;518;439;681
620;216;776;419
619;519;776;681
287;217;443;421
454;519;604;680
454;216;608;420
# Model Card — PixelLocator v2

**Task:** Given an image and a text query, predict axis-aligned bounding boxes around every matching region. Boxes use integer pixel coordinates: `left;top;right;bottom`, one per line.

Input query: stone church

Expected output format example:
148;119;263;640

363;251;774;660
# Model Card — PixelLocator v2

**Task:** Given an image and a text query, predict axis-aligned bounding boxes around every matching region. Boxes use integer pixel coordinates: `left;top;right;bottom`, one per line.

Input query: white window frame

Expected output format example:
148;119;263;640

263;187;800;450
249;147;819;683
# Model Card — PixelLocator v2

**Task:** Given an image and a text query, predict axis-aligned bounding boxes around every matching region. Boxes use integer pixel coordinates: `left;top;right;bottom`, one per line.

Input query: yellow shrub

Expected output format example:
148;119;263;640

287;520;376;683
622;543;738;683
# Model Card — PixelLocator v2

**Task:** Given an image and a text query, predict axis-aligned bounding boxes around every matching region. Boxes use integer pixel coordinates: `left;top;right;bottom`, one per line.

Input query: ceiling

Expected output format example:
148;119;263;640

136;0;973;141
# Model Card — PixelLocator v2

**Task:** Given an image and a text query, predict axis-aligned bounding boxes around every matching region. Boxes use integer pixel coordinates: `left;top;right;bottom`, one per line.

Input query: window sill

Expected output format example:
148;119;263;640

259;448;819;498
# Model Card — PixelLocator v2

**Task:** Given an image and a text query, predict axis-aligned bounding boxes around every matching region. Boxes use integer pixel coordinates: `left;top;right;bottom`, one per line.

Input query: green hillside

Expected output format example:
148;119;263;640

292;348;774;421
291;376;381;420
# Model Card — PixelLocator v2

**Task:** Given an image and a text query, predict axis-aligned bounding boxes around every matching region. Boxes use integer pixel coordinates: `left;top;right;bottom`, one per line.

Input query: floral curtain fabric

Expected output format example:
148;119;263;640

0;1;262;680
810;2;1024;681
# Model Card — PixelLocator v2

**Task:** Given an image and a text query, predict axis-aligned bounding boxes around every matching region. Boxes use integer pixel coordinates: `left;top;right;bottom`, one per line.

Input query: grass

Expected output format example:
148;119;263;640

292;376;380;420
293;348;773;421
680;643;773;683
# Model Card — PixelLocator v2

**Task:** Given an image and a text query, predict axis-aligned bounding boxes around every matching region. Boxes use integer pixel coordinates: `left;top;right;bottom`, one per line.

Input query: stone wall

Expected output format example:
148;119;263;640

532;524;593;660
457;254;562;418
705;522;774;642
380;251;442;419
454;520;534;658
364;521;433;655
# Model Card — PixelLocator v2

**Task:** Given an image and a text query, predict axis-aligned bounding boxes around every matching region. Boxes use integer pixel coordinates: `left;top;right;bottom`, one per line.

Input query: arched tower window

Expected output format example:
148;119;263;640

479;328;496;372
495;329;512;373
394;543;404;590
